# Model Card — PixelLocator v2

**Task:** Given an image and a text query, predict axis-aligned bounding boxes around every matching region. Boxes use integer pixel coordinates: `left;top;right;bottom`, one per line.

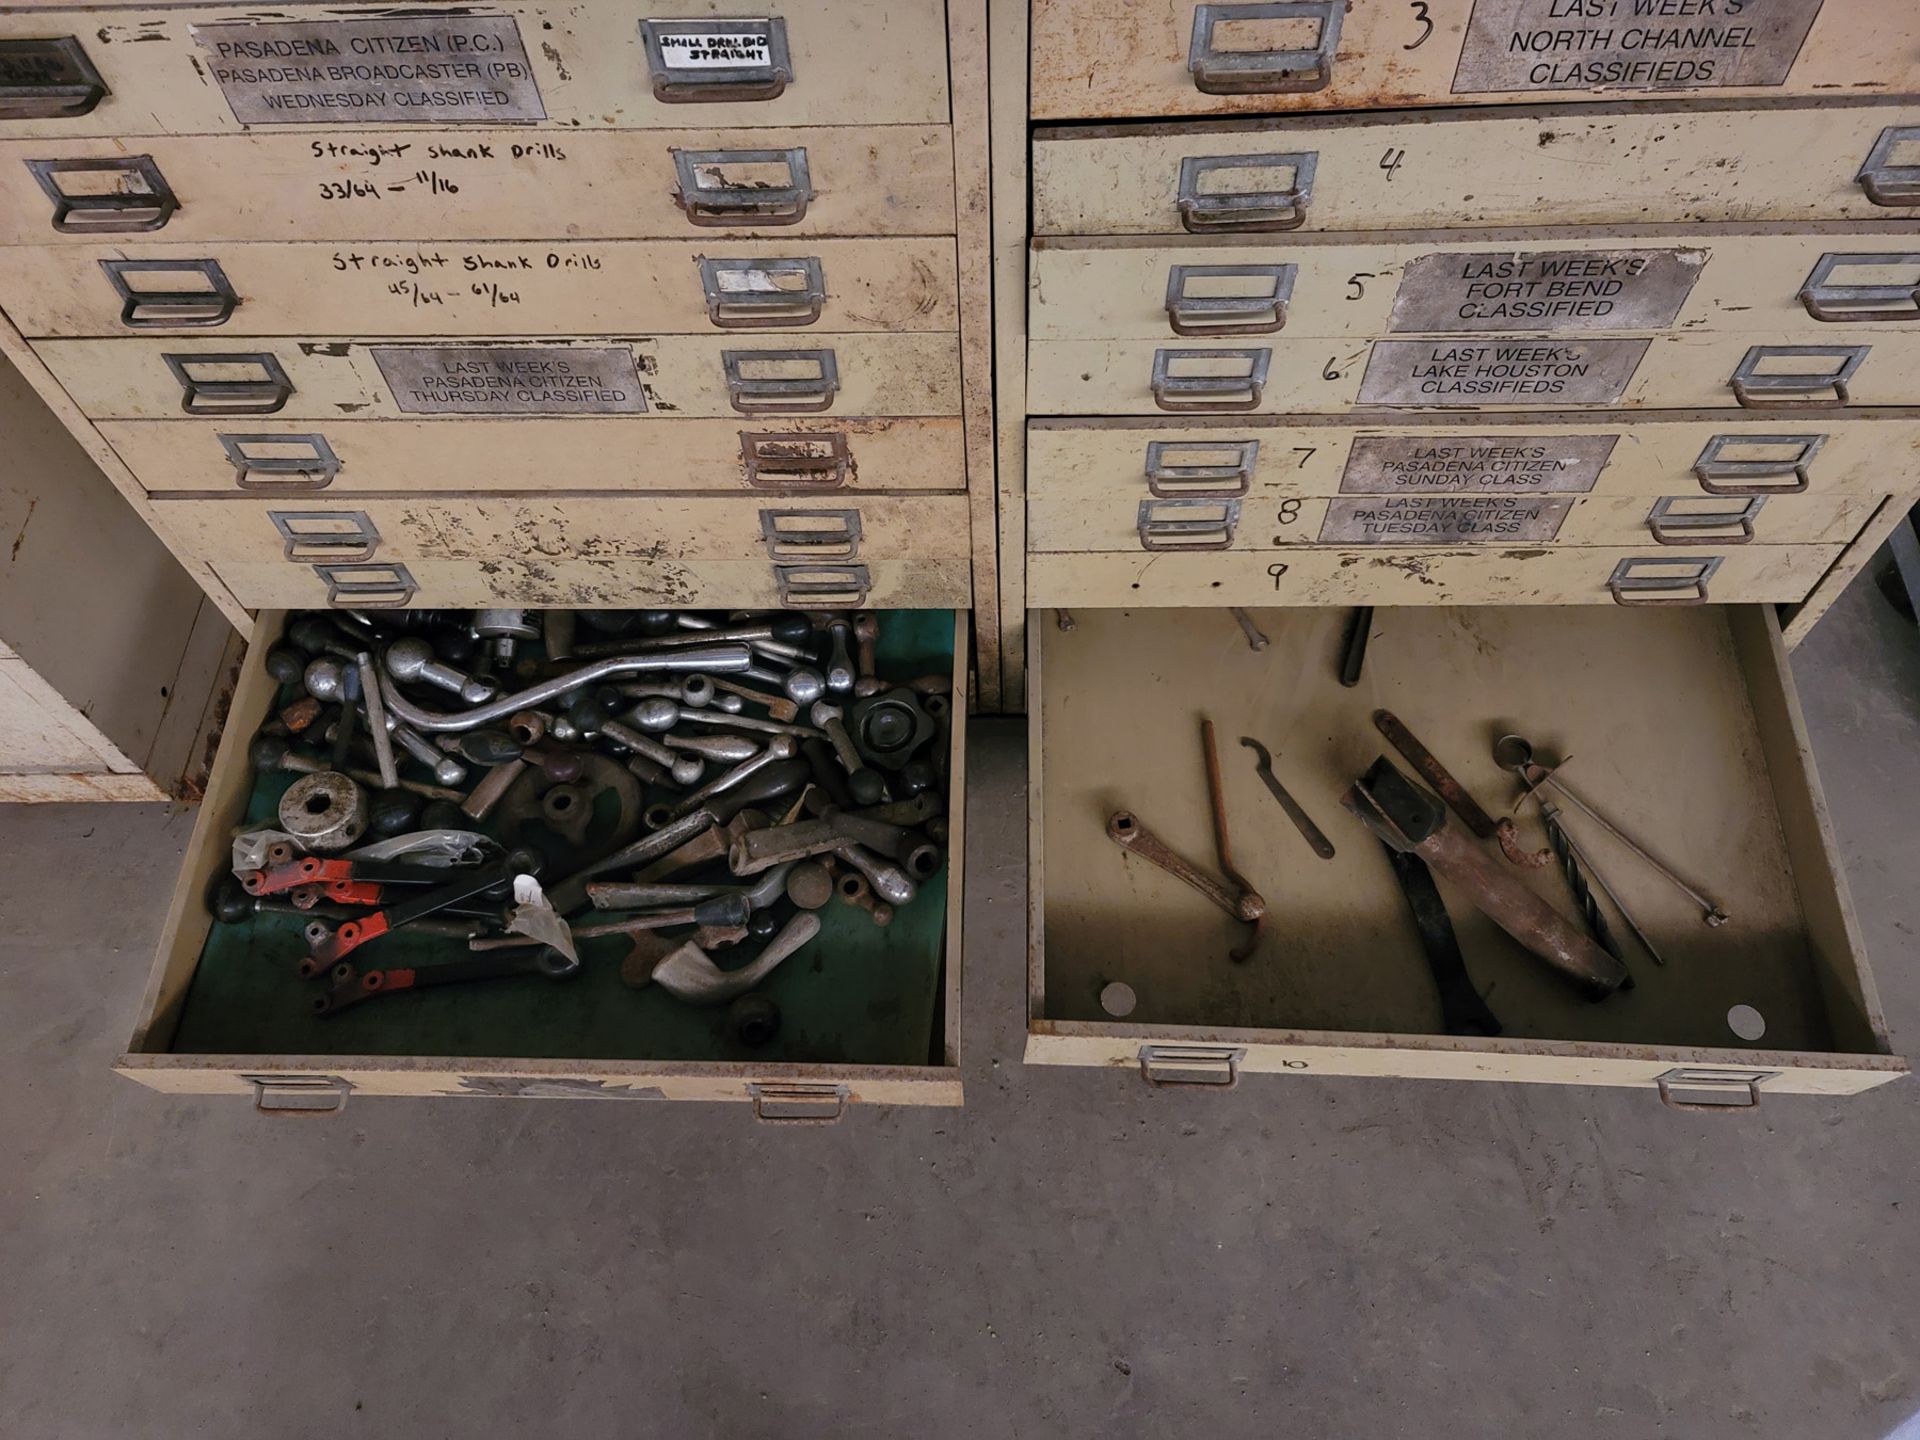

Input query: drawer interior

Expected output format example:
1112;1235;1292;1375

131;608;961;1082
1031;605;1894;1074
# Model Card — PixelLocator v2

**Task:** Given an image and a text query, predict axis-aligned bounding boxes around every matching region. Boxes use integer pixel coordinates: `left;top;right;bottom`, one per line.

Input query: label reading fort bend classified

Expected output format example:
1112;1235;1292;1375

372;346;647;416
194;16;546;125
1453;0;1827;94
1356;339;1651;407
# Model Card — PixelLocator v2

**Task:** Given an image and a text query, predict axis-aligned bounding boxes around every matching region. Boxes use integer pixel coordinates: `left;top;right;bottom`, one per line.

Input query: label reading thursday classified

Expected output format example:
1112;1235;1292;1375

1317;495;1575;544
1356;339;1651;406
373;346;648;415
1452;0;1826;94
1388;249;1705;332
194;16;547;124
1338;434;1619;494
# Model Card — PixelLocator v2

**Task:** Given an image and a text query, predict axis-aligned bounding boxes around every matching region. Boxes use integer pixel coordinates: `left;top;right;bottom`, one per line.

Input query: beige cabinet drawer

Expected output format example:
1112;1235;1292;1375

99;416;966;496
1028;330;1920;415
1030;229;1920;343
0;3;950;136
1034;488;1878;555
0;127;956;243
1034;103;1920;236
1030;0;1916;122
38;334;962;421
1027;606;1903;1099
1027;412;1920;500
0;238;959;338
122;606;967;1109
1027;544;1844;607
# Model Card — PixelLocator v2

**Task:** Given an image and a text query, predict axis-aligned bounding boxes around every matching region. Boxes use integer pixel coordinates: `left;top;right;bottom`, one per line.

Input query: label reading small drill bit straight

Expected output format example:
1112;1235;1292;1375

1317;494;1575;543
1355;338;1650;406
1338;433;1618;494
372;345;647;415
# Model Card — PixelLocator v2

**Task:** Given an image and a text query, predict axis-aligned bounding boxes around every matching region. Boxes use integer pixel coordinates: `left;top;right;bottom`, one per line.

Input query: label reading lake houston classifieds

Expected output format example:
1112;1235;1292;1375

372;346;647;415
1452;0;1826;94
1356;339;1651;406
1388;249;1705;333
1338;434;1618;493
194;16;546;124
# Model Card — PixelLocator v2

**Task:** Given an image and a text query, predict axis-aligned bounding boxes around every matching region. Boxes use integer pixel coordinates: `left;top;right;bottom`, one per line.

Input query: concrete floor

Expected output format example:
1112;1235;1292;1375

4;582;1918;1440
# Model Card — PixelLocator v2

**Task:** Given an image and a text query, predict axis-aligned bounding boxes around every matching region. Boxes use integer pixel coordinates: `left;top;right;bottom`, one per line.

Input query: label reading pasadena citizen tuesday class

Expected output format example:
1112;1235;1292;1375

1317;495;1575;544
1388;249;1704;332
1356;339;1651;406
1451;0;1827;94
1338;433;1619;494
654;22;775;69
372;346;647;416
193;16;547;124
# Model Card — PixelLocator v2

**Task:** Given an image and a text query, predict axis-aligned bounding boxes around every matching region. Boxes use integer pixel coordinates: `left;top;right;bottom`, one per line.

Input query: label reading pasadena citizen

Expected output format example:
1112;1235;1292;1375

1339;434;1619;494
1356;339;1651;406
654;22;775;69
1388;249;1705;332
1452;0;1826;94
1317;495;1574;544
372;346;647;415
194;16;546;124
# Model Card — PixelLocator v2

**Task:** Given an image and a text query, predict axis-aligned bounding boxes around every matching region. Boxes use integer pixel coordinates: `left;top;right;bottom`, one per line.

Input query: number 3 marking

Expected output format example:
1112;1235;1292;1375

1405;0;1433;49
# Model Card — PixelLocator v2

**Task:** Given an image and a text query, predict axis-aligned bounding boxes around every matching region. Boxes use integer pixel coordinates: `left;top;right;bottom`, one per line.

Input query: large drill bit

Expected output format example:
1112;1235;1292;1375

1543;806;1618;960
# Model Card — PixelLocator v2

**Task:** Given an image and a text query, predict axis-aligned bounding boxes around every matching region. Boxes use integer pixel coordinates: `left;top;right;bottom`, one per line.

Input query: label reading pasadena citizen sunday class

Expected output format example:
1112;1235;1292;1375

1388;249;1704;332
1452;0;1826;94
372;346;648;416
654;21;775;69
1356;339;1650;406
1317;495;1575;544
1338;434;1618;494
194;16;546;124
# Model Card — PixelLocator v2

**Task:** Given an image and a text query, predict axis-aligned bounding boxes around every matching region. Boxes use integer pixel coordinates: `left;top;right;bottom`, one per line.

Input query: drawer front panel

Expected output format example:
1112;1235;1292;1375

1027;543;1845;607
1026;415;1920;500
100;417;967;495
209;556;968;609
1034;104;1920;236
1029;0;1916;121
0;239;959;337
37;334;963;420
1027;331;1920;415
0;3;950;136
0;127;956;243
1033;490;1878;555
1030;231;1920;342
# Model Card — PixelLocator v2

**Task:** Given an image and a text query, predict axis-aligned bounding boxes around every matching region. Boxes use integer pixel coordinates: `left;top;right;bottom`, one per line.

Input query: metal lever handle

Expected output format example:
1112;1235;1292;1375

1729;345;1867;408
1606;555;1722;606
699;256;825;328
269;509;380;564
166;352;294;416
100;257;238;329
759;506;862;561
773;562;870;608
740;429;852;489
0;38;108;119
1188;1;1343;95
1138;1045;1244;1087
1691;432;1823;495
748;1082;847;1122
317;561;417;609
1177;151;1316;233
1144;438;1259;497
1165;262;1295;336
1655;1068;1772;1112
248;1074;351;1115
1798;252;1920;323
221;432;342;491
1149;346;1272;412
1136;497;1239;550
1647;495;1764;545
1857;126;1920;207
723;348;839;413
673;146;812;227
27;155;176;233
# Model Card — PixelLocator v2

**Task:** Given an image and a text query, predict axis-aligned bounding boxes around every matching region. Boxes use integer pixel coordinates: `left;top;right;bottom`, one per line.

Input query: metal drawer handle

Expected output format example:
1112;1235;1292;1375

759;506;862;561
269;509;380;564
1799;252;1920;323
1139;1044;1244;1087
1145;438;1259;498
1138;496;1239;550
165;351;294;416
1150;346;1271;412
1177;151;1316;233
673;146;811;227
1692;432;1824;496
1166;262;1295;337
723;347;840;414
0;37;107;120
1607;555;1722;606
100;257;238;329
1858;126;1920;208
317;561;416;609
246;1074;350;1115
1647;495;1765;546
219;432;341;492
747;1081;846;1122
641;17;793;104
1729;345;1867;408
1655;1067;1775;1113
741;430;852;489
699;256;825;329
774;562;870;609
27;155;176;234
1188;1;1342;96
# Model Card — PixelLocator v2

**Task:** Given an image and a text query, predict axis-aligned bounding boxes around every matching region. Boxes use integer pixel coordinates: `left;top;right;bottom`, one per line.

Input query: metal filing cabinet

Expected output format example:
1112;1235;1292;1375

997;0;1916;1103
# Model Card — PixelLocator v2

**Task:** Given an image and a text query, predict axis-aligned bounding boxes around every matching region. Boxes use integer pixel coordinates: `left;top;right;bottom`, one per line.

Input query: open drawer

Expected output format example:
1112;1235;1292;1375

1026;605;1905;1104
119;607;966;1115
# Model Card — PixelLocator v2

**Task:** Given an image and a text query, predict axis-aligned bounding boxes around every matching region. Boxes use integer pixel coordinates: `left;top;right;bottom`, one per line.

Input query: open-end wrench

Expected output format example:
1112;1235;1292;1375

315;944;578;1016
1239;736;1335;860
302;848;537;969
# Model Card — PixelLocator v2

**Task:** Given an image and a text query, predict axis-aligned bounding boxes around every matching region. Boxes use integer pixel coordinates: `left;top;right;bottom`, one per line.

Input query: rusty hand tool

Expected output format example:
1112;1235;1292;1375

1374;710;1549;869
1239;736;1335;860
1339;606;1373;687
302;848;538;969
1379;843;1502;1038
1343;756;1629;1001
315;943;579;1016
1495;734;1729;926
1511;759;1665;968
1228;607;1269;651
